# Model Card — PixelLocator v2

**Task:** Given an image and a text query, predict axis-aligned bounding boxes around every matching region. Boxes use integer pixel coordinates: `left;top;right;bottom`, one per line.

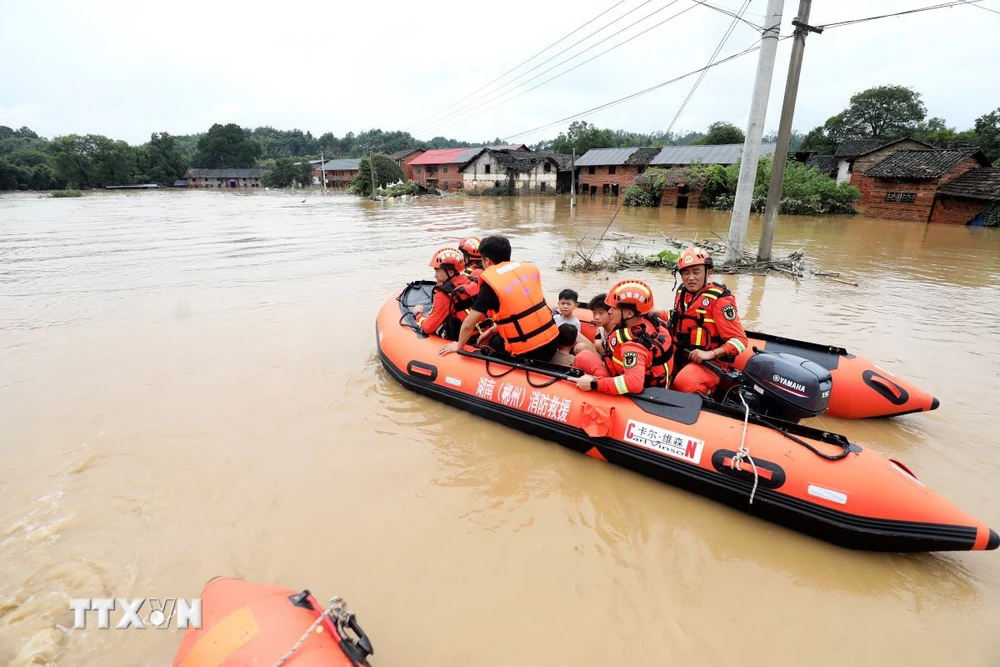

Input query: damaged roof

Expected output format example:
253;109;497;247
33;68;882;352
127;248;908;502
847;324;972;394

936;168;1000;200
866;148;989;180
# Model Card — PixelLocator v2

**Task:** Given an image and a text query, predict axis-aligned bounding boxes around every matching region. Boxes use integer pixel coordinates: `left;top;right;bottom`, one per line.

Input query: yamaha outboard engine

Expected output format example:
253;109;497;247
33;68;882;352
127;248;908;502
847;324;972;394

722;350;832;422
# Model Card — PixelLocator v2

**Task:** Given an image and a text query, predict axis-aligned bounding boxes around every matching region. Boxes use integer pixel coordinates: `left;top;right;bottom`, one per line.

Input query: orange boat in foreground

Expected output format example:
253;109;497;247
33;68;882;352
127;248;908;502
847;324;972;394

173;576;373;666
378;281;996;553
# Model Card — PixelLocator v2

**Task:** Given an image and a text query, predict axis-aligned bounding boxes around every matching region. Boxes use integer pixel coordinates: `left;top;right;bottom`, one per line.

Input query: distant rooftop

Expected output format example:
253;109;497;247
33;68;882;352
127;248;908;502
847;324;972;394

866;148;988;180
185;168;265;178
651;142;776;166
321;158;361;171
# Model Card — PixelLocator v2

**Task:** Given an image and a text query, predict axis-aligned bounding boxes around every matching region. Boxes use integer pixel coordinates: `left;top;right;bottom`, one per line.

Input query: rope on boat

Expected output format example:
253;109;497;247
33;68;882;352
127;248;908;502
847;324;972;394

272;596;356;667
730;391;760;505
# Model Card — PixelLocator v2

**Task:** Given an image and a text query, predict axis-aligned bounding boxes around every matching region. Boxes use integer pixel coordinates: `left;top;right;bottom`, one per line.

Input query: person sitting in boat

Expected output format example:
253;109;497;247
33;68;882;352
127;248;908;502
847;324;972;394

588;292;620;352
458;236;484;280
550;323;580;366
572;279;674;395
668;246;748;396
438;235;561;362
553;289;582;328
413;247;480;340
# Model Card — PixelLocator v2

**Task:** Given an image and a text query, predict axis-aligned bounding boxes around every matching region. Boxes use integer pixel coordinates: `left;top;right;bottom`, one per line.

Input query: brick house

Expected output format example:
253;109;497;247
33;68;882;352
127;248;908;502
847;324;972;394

648;142;776;207
834;137;933;186
409;145;527;191
319;159;360;188
858;148;991;222
575;147;660;197
930;167;1000;224
391;149;425;181
184;168;264;188
462;149;573;194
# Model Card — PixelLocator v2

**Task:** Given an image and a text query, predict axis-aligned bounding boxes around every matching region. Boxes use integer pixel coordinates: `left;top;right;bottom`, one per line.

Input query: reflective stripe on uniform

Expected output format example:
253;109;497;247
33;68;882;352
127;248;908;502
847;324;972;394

613;376;629;394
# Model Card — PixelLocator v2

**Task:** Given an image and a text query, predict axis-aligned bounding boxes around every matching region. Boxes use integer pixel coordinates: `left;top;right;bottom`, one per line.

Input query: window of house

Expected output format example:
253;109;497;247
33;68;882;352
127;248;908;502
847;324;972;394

588;166;596;174
485;164;491;174
602;183;610;195
443;165;449;173
608;166;617;175
543;162;551;173
885;191;916;203
540;182;547;192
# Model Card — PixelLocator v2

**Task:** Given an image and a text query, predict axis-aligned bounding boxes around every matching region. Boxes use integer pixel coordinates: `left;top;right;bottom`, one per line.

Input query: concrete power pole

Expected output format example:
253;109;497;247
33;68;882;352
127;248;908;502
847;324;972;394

320;151;326;193
570;149;576;207
369;148;377;201
724;0;784;265
758;0;822;262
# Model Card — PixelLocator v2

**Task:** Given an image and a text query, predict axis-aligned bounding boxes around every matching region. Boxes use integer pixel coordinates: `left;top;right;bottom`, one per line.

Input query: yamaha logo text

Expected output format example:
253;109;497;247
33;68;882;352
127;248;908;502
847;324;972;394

771;374;806;393
70;598;202;630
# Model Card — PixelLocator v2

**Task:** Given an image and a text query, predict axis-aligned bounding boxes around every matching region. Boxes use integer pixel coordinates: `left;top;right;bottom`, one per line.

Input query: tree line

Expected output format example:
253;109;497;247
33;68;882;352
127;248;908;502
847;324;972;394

2;84;997;191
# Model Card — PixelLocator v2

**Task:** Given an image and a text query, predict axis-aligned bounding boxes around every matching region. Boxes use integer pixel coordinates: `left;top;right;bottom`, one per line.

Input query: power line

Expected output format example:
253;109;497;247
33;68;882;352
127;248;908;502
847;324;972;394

666;0;754;133
501;37;781;141
689;0;762;30
404;0;627;134
964;0;1000;13
818;0;987;29
424;0;700;136
407;0;659;135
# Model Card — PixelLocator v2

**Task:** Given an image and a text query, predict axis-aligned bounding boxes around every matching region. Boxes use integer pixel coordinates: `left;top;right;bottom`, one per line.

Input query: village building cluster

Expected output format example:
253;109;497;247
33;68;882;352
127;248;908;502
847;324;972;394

175;138;999;226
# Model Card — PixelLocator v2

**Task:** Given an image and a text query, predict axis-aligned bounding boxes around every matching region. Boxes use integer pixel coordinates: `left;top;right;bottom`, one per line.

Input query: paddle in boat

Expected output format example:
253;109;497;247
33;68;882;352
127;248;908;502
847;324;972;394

172;576;373;666
376;280;997;553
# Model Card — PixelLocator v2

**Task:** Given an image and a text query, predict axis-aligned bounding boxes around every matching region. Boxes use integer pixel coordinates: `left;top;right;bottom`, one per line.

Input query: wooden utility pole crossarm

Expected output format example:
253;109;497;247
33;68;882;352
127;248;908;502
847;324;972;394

758;0;823;262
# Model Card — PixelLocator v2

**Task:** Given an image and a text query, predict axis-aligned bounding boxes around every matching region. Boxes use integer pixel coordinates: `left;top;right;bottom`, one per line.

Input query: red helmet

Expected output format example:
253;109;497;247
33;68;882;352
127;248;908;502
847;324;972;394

677;246;713;271
458;237;481;262
605;279;655;315
429;247;466;272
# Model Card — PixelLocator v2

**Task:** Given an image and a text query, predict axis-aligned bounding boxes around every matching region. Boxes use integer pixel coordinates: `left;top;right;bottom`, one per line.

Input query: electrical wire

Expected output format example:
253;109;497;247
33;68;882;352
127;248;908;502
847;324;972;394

425;1;702;135
406;0;660;134
665;0;754;134
818;0;988;29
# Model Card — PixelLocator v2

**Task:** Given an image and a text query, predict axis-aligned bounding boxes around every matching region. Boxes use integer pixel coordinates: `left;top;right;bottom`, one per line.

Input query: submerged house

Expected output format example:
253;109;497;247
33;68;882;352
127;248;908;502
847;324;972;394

834;137;933;185
462;149;573;194
409;145;529;191
319;159;361;188
647;142;777;207
575;147;660;197
184;168;264;189
858;147;992;222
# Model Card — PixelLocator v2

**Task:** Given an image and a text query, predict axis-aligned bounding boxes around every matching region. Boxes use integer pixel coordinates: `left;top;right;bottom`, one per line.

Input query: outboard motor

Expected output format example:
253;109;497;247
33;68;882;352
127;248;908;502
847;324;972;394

719;350;832;423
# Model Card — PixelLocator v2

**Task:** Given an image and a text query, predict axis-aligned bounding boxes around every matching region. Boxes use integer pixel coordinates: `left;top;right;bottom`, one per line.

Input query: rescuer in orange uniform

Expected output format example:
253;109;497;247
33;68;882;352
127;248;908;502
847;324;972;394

572;279;674;395
439;235;560;362
413;247;480;340
668;246;748;396
458;237;484;280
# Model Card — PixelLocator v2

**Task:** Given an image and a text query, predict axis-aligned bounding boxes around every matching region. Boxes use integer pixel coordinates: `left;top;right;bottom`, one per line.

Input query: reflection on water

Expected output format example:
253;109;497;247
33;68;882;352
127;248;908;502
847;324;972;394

1;190;999;666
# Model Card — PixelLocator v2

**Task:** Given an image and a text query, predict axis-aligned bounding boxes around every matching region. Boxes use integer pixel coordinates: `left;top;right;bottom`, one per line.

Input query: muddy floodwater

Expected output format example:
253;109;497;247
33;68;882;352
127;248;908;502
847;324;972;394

1;189;999;666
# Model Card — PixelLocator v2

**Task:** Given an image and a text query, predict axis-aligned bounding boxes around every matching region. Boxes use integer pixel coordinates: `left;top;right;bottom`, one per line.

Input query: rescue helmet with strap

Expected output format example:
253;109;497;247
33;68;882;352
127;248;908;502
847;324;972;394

605;279;655;315
458;237;482;263
429;247;466;273
677;246;714;271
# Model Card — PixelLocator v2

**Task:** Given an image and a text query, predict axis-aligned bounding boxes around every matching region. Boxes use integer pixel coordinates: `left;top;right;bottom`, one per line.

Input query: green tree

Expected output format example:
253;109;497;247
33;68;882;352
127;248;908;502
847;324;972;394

262;158;313;188
48;134;137;188
350;154;404;196
551;121;616;155
838;85;927;139
137;132;189;185
973;108;1000;163
193;123;263;168
693;121;745;145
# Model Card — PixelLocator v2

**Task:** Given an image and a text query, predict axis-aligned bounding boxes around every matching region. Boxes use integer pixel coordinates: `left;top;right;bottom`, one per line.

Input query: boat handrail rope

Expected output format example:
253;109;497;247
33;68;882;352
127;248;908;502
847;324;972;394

272;596;371;667
730;391;760;505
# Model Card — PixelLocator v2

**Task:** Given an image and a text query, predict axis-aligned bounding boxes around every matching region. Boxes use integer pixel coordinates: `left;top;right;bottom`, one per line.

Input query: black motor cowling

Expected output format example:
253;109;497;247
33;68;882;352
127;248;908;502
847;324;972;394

736;350;832;422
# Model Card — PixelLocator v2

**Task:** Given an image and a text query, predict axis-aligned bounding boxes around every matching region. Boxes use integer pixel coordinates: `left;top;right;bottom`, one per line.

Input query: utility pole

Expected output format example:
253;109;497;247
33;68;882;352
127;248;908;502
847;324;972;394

369;147;377;201
758;0;822;261
570;149;576;207
724;0;784;265
320;151;327;193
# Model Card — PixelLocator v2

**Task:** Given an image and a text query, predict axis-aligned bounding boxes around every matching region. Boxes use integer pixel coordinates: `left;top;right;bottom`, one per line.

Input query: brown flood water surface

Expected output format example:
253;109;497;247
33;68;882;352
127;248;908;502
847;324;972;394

1;190;999;666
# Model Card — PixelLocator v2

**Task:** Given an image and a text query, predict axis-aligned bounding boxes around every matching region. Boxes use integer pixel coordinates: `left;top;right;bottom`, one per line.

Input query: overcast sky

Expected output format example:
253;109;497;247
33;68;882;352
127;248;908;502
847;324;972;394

1;0;998;147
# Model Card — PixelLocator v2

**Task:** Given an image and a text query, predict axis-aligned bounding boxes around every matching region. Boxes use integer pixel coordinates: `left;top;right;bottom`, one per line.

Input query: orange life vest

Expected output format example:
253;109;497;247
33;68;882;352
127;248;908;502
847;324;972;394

669;282;731;359
434;273;479;339
478;260;558;355
603;315;674;388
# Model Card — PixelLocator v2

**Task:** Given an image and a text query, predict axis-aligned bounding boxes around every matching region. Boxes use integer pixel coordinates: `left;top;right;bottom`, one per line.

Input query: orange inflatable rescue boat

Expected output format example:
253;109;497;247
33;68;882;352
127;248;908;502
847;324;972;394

377;281;997;553
173;576;373;666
